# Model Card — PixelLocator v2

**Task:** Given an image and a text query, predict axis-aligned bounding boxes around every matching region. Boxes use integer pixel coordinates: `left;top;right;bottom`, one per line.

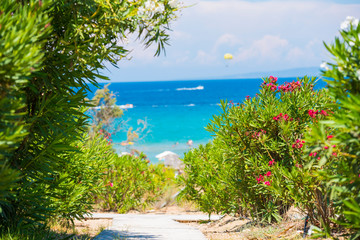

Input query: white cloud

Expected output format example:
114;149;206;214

213;33;242;52
171;30;192;40
286;47;305;61
194;50;218;65
108;0;360;81
235;35;289;61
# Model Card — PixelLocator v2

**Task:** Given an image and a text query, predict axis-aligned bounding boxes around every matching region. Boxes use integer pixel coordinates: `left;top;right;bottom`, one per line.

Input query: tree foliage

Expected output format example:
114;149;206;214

304;16;360;239
0;0;179;231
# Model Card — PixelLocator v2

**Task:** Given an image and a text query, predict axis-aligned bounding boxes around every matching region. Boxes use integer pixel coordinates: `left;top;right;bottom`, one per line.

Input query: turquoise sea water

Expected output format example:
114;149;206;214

87;78;325;162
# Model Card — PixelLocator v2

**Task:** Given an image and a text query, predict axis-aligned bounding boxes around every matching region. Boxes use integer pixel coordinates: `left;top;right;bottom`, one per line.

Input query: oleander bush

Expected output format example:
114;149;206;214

180;76;334;223
181;15;360;237
0;0;179;234
304;16;360;239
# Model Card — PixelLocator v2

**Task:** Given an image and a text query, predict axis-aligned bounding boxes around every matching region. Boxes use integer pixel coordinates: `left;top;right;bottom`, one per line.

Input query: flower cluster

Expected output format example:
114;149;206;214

264;82;277;91
269;76;277;83
308;109;329;118
138;0;166;17
273;113;292;121
292;139;305;149
278;81;302;93
262;76;278;91
327;135;334;140
320;62;329;71
308;135;337;160
256;171;272;186
309;152;318;157
136;0;182;25
340;16;359;31
268;159;275;166
256;175;263;183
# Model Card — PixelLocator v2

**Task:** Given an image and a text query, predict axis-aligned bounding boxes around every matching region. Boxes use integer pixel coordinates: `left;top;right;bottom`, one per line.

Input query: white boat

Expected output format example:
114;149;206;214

176;85;204;91
119;104;134;109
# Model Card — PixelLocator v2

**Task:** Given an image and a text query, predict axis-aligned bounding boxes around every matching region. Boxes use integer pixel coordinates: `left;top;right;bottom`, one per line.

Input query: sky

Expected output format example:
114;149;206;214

103;0;360;82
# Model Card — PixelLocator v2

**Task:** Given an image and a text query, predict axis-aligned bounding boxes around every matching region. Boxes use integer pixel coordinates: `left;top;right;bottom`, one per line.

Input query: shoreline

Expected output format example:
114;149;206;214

112;140;211;163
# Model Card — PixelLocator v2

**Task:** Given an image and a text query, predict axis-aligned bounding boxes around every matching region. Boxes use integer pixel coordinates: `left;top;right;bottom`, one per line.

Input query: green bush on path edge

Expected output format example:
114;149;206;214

179;16;360;240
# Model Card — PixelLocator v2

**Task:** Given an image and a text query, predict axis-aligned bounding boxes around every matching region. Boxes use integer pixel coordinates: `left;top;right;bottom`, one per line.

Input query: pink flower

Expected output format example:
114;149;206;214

278;80;301;93
264;181;271;186
320;110;328;116
332;145;336;148
313;152;317;157
308;109;318;118
268;159;275;166
317;157;321;160
109;182;114;187
293;139;304;149
324;146;329;149
266;171;271;177
332;152;337;156
269;76;278;83
327;135;334;139
273;113;292;122
256;174;264;183
309;153;313;156
264;82;277;92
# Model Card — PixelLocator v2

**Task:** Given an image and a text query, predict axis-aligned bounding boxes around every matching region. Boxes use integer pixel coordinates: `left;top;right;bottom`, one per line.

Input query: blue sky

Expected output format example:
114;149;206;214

104;0;360;82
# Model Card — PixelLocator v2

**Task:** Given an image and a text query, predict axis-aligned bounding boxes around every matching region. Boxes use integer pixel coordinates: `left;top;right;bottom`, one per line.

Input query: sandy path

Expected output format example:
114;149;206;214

92;213;221;240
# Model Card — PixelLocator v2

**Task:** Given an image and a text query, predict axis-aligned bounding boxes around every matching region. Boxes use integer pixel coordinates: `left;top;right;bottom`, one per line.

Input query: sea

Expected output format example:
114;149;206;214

86;78;325;163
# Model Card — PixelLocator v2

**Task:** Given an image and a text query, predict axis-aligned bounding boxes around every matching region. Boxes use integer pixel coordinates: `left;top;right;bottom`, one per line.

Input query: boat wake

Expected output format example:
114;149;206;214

176;85;204;91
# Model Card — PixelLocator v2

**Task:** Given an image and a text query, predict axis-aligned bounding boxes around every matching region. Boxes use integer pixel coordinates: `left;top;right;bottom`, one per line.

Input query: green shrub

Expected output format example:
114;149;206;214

305;16;360;239
179;140;240;215
181;76;333;223
1;0;179;232
48;132;115;225
98;154;175;213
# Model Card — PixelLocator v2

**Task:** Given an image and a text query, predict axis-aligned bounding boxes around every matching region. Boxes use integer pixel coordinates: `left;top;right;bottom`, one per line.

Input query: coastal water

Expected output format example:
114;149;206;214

86;78;325;162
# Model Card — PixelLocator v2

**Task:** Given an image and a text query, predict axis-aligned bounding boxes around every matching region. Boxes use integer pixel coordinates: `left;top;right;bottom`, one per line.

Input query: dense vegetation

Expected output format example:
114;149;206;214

0;0;179;235
180;17;360;239
1;0;359;239
180;76;334;222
